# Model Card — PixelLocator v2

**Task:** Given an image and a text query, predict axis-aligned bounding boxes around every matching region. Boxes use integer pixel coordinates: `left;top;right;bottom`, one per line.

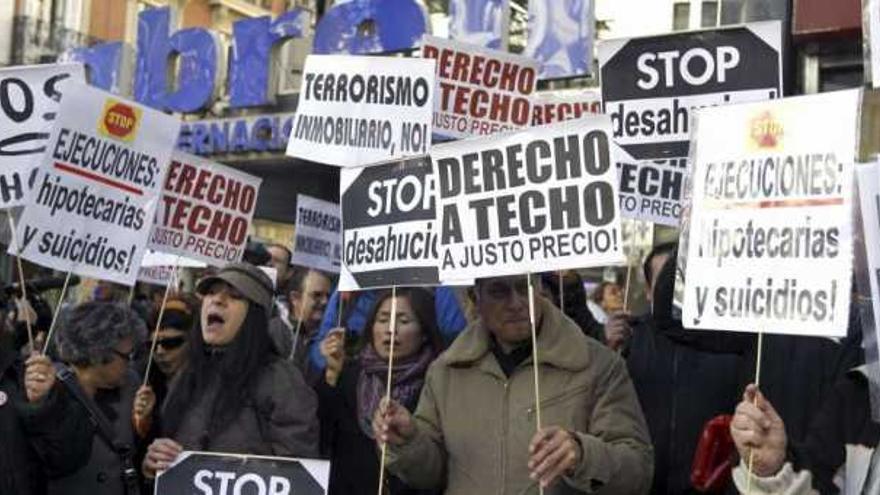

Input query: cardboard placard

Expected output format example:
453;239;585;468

0;63;85;208
285;55;434;167
291;194;342;274
530;89;602;126
599;22;782;225
681;90;857;336
432;116;625;281
10;82;180;286
148;151;261;267
422;35;538;139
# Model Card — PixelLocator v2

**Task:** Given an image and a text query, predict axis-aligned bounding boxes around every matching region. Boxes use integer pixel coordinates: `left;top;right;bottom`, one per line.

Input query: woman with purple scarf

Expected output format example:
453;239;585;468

317;287;444;495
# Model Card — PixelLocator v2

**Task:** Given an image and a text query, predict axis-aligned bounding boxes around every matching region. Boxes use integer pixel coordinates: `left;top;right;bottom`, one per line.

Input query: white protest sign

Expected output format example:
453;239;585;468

422;35;538;139
0;63;85;208
139;249;208;268
867;0;880;89
291;194;341;274
599;22;782;225
530;88;602;126
432;116;624;281
339;156;439;290
147;151;261;267
285;55;434;167
137;265;177;286
10;82;180;286
682;90;858;336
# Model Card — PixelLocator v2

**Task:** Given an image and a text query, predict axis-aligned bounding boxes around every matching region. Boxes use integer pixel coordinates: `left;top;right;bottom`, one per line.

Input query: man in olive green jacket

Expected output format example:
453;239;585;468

374;275;653;494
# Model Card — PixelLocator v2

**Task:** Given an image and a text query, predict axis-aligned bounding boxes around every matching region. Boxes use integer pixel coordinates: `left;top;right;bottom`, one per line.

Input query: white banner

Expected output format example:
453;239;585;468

432;116;624;281
147;151;261;267
422;35;538;139
291;194;341;274
0;63;85;208
681;90;858;337
10;82;180;286
285;55;434;167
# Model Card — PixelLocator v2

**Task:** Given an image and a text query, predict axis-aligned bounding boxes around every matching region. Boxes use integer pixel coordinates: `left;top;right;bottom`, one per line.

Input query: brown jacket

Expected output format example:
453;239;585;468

387;299;653;494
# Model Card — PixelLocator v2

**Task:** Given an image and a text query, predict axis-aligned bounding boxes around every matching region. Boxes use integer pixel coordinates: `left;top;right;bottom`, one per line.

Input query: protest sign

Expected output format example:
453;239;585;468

867;0;880;89
155;451;328;495
422;35;539;139
0;63;85;208
137;249;206;286
147;151;261;267
681;90;858;337
339;155;440;290
9;82;180;286
137;265;177;286
530;89;602;126
599;22;782;225
291;194;341;274
432;116;624;281
855;162;880;421
285;55;434;167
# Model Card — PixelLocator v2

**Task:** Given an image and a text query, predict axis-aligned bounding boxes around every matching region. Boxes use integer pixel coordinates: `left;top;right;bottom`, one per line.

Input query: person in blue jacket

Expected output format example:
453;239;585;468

309;287;468;371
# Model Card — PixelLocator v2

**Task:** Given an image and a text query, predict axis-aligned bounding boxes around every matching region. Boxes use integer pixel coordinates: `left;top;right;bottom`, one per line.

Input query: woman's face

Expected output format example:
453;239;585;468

371;296;425;361
601;283;624;313
201;281;249;345
152;327;188;376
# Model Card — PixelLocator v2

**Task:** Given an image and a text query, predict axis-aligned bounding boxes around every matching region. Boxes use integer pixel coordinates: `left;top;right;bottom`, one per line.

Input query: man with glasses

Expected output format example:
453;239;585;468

19;302;148;494
374;275;653;494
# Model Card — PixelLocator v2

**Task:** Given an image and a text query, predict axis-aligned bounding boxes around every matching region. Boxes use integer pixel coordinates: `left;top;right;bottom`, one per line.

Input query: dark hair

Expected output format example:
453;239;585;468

642;242;678;288
361;288;444;357
162;303;274;438
57;302;146;366
282;266;332;298
590;281;614;306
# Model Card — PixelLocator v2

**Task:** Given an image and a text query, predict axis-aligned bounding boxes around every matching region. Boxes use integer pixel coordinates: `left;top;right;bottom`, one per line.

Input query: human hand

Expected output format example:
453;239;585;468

372;398;415;446
24;353;55;403
528;426;582;488
730;384;787;477
143;438;183;478
603;311;631;351
320;328;346;386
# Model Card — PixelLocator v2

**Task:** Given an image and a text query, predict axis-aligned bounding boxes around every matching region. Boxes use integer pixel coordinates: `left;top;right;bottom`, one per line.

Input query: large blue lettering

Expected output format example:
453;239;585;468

313;0;427;55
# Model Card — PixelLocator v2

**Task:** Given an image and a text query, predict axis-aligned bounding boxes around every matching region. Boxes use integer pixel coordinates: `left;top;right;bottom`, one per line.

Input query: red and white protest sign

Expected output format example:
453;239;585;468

422;35;538;139
148;152;261;267
530;89;602;126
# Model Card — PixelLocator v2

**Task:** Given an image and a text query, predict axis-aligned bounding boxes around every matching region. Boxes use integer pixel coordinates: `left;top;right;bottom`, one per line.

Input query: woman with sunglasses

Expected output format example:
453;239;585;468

318;287;443;495
142;263;319;479
132;295;197;439
19;301;148;495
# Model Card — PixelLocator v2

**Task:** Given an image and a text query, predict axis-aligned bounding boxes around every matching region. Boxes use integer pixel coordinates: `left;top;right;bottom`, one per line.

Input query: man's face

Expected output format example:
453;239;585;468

476;275;542;346
646;253;671;306
289;271;332;331
95;336;134;389
266;246;291;286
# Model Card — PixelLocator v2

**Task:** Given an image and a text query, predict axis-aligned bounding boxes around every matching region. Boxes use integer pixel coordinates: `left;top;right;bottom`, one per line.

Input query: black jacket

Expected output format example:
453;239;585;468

0;335;45;495
316;360;439;495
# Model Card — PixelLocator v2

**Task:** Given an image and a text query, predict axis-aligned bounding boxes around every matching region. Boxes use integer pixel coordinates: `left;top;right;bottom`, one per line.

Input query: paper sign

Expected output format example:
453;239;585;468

0;63;85;208
530;89;602;126
681;90;857;336
432;116;624;281
339;156;439;290
285;55;434;167
599;22;782;225
291;194;341;274
10;82;180;286
148;151;261;267
155;451;328;495
422;35;538;139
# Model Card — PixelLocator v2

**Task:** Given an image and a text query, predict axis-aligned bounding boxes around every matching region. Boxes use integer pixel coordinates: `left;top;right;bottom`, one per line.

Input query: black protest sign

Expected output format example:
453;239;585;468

154;451;328;495
599;22;782;226
339;155;439;290
432;117;624;282
0;64;85;208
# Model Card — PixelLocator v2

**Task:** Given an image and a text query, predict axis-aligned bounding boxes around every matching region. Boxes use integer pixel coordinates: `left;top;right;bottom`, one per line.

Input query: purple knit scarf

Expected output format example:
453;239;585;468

356;344;434;438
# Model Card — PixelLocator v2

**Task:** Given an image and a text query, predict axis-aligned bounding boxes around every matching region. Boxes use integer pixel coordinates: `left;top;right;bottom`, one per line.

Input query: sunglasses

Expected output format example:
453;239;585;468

156;336;187;351
111;348;136;363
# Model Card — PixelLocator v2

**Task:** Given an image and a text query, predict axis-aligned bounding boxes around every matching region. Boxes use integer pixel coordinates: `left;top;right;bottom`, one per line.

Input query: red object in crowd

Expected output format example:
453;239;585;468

691;414;735;493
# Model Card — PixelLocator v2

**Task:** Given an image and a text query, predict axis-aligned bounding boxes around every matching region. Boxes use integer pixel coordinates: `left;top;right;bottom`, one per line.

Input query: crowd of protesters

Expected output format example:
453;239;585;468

0;239;873;495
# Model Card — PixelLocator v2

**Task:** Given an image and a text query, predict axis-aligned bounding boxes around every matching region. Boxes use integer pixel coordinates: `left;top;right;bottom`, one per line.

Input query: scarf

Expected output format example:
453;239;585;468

356;344;434;438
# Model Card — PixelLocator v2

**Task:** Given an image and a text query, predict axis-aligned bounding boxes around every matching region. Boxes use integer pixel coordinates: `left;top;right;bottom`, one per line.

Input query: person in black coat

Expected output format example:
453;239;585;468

0;329;45;495
540;270;604;342
317;287;443;495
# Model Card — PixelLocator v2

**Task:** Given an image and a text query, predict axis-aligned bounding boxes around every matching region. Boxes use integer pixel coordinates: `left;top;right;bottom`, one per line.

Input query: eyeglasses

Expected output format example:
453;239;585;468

156;336;186;351
111;348;136;363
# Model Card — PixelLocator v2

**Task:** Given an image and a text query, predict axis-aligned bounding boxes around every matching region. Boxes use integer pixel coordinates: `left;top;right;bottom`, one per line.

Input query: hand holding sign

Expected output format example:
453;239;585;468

144;438;183;479
372;397;415;446
23;353;55;403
